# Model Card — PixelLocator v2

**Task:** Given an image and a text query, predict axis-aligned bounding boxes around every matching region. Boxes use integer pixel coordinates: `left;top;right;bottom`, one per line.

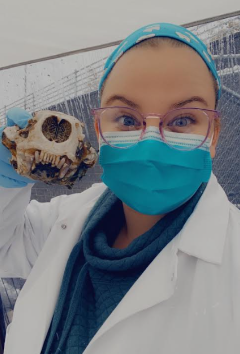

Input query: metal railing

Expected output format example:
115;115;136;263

0;56;108;126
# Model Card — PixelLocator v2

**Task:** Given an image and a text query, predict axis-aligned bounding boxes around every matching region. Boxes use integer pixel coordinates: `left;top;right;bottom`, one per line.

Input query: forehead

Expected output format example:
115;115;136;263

101;45;215;109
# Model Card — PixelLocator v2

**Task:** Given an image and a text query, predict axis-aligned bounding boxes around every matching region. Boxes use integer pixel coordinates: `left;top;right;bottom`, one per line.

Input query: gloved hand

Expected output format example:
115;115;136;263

0;107;35;188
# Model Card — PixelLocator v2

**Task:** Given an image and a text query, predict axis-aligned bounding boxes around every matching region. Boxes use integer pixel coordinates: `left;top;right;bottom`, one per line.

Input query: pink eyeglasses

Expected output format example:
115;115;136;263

91;106;220;151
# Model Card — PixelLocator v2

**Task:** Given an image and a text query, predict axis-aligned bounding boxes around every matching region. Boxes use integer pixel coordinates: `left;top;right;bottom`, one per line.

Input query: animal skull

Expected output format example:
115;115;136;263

2;110;98;188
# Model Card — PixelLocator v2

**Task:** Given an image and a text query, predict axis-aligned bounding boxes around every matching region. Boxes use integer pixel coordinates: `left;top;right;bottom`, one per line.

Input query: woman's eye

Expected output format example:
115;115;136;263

168;116;194;127
117;115;140;127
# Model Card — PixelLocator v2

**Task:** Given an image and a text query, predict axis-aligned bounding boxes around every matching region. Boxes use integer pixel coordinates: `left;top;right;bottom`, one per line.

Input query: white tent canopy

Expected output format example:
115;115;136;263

0;0;239;70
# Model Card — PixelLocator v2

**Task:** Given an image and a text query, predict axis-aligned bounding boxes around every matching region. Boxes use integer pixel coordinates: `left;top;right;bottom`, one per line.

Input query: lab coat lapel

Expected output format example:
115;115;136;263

84;174;229;352
18;199;96;298
4;195;100;354
178;174;229;264
85;235;180;351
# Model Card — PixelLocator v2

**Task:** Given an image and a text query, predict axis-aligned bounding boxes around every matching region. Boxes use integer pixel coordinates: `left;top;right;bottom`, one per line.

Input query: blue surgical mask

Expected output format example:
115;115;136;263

98;127;212;215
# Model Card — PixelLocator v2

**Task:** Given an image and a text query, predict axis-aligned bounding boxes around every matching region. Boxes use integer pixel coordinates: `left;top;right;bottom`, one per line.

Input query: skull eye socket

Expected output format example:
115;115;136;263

19;130;29;138
42;116;72;143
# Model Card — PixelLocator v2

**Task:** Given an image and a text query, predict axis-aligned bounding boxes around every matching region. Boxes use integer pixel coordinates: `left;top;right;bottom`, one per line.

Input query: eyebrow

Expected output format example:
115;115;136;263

105;95;141;109
104;94;209;110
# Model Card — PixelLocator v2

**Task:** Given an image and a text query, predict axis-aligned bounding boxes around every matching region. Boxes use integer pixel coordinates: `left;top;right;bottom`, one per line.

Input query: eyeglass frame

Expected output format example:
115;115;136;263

91;106;220;150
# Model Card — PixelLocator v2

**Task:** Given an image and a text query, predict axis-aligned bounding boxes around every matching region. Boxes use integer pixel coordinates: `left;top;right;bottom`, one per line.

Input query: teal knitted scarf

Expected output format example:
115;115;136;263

41;183;206;354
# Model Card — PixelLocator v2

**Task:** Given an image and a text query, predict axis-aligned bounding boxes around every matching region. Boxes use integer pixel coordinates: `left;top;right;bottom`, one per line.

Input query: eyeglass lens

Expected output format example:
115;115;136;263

99;107;211;150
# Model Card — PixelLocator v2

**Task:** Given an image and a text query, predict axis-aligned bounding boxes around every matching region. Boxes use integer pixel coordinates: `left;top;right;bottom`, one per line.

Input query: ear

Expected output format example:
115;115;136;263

94;118;100;142
210;121;221;158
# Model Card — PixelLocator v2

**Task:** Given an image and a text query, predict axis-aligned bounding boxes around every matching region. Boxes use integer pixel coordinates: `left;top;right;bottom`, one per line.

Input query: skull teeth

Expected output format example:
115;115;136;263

37;151;62;166
25;155;34;175
59;163;70;179
57;157;66;169
40;150;44;161
65;168;77;178
31;162;36;171
51;155;56;165
33;151;75;174
55;156;60;166
43;153;47;163
35;151;40;163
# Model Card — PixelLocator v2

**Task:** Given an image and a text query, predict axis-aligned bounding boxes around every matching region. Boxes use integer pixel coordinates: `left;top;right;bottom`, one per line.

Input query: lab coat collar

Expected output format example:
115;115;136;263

86;232;180;350
178;173;229;265
85;174;230;351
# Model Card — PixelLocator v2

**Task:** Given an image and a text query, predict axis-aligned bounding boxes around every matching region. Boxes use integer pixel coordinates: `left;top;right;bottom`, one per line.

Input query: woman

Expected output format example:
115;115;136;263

0;23;240;354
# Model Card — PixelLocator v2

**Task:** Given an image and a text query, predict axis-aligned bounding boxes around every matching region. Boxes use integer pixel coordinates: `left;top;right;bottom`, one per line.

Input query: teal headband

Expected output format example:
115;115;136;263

99;22;221;100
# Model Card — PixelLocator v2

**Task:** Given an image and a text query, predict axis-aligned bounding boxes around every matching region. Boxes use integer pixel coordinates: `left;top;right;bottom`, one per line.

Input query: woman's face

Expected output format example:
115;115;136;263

99;44;220;157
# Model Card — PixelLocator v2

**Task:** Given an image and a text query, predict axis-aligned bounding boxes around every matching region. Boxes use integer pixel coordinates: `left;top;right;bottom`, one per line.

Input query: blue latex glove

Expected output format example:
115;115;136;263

0;107;35;188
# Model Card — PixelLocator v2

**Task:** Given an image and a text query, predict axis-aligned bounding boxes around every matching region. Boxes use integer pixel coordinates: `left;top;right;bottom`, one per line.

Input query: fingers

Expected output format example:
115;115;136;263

6;107;32;129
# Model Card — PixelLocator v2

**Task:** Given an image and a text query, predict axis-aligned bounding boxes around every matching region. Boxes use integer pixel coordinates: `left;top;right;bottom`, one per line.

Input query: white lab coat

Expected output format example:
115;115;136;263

0;174;240;354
